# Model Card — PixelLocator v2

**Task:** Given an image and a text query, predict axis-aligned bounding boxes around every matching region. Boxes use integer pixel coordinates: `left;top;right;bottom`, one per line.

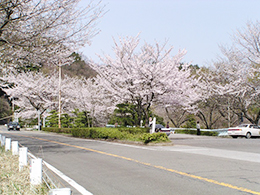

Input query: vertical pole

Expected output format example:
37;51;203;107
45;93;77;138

1;135;5;146
59;63;61;128
12;141;19;155
12;97;14;121
49;188;71;195
38;109;41;131
227;97;230;128
152;117;156;133
30;158;42;185
87;113;90;128
5;138;11;151
19;147;28;171
43;116;46;128
12;97;14;112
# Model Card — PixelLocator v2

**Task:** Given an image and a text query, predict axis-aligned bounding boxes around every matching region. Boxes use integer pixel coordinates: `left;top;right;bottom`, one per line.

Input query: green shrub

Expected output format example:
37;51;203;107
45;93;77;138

71;128;90;138
139;133;170;144
42;127;72;134
43;127;171;144
117;127;149;134
202;131;219;136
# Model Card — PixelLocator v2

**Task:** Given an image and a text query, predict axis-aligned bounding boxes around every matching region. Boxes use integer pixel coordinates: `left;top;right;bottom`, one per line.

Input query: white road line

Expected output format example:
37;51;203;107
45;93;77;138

28;153;93;195
155;145;260;163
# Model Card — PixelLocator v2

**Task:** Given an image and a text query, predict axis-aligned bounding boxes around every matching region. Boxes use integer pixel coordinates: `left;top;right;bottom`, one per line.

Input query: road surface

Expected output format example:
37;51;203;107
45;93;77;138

1;127;260;195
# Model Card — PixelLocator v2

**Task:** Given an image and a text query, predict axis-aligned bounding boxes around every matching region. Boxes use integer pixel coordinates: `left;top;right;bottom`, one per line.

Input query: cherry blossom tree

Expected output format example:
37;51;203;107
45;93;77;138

0;0;104;72
205;59;260;125
1;72;57;119
65;75;117;126
90;35;199;125
218;22;260;125
0;71;82;119
0;69;116;127
198;20;260;125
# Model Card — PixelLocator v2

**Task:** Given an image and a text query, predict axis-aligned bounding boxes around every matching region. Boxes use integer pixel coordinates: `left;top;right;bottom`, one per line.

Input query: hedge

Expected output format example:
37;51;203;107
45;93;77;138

42;127;170;144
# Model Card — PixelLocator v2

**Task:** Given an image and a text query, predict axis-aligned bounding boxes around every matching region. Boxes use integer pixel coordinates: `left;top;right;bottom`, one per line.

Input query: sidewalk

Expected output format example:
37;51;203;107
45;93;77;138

169;133;216;139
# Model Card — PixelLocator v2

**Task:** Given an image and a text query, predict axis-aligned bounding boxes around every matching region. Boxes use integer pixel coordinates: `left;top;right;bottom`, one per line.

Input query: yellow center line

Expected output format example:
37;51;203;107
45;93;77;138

14;134;260;195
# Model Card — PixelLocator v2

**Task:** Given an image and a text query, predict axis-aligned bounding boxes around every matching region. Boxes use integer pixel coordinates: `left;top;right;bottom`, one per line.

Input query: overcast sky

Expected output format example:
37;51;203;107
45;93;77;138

80;0;260;66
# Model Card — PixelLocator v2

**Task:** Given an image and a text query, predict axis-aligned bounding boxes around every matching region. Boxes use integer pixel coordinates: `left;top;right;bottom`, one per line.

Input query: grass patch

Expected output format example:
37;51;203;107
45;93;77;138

0;147;49;195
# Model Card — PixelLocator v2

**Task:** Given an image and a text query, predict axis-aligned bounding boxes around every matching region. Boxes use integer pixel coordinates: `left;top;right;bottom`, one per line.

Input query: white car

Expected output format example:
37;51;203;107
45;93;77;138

228;124;260;139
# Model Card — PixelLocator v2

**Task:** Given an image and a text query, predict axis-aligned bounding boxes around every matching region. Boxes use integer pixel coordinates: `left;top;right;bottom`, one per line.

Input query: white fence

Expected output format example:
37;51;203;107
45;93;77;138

105;124;229;136
169;128;229;136
0;134;72;195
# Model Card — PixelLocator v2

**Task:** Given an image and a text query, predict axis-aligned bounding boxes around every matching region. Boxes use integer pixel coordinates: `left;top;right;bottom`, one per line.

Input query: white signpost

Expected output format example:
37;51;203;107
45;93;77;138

152;117;156;133
149;117;156;133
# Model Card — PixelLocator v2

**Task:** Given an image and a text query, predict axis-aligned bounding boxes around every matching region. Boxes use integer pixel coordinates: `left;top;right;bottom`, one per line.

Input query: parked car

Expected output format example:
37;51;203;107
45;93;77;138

7;122;20;131
228;124;260;139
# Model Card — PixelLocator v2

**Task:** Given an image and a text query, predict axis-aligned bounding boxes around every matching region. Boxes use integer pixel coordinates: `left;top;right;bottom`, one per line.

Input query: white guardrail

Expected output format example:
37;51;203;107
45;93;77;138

169;128;229;136
0;134;73;195
105;124;229;136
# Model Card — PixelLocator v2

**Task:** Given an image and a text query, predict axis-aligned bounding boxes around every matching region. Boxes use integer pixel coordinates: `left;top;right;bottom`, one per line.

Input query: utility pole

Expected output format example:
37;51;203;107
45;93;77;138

228;97;230;127
12;97;14;121
58;62;61;128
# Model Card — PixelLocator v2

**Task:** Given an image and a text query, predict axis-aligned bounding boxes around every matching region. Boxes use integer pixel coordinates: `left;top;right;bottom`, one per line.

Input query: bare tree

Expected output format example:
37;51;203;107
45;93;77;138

0;0;104;71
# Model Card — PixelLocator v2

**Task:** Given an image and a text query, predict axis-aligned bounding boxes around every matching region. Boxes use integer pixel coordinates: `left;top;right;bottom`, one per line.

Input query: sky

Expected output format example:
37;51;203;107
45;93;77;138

80;0;260;66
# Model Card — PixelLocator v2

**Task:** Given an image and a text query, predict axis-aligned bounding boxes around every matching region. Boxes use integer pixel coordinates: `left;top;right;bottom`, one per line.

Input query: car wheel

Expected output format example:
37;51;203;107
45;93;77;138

246;132;251;139
231;136;237;139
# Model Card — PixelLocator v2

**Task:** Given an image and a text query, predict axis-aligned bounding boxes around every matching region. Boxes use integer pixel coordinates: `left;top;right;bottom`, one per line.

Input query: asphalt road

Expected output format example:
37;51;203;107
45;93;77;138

1;126;260;195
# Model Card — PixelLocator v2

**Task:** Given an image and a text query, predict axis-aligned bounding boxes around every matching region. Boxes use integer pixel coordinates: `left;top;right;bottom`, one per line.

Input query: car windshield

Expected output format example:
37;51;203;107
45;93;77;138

238;124;248;127
9;122;19;125
251;125;259;129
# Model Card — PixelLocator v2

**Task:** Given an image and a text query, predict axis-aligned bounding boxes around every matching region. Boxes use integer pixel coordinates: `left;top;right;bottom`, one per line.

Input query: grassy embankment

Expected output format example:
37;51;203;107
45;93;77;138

0;147;49;195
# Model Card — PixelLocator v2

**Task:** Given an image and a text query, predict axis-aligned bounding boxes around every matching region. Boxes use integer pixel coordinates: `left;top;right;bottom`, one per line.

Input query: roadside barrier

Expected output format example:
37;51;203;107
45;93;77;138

5;137;11;151
19;147;28;171
105;124;229;136
168;128;229;136
12;141;19;155
0;134;72;195
1;135;5;146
